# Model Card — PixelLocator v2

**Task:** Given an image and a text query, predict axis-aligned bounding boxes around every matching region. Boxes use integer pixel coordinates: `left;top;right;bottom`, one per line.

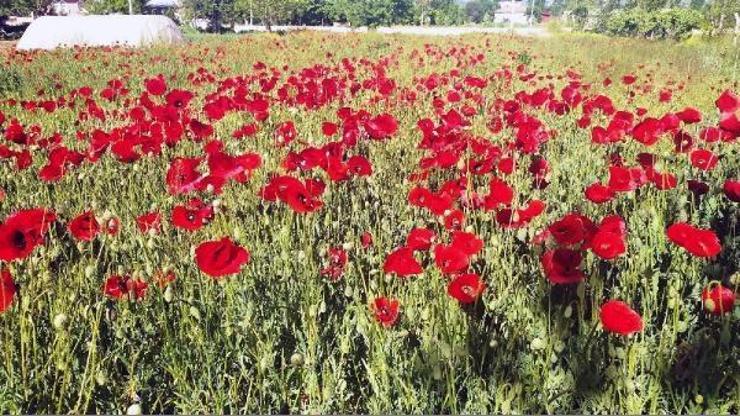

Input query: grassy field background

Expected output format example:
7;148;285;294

0;32;738;413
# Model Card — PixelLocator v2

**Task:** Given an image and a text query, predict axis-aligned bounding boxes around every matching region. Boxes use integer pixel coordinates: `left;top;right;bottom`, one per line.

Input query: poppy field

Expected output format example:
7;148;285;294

0;32;739;413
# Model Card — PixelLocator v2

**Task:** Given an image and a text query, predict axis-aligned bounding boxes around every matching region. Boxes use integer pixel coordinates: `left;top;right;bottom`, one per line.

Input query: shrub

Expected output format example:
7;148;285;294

599;8;705;40
0;67;23;96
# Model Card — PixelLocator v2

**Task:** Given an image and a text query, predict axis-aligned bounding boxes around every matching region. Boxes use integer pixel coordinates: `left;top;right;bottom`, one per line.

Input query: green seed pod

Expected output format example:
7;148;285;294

189;306;201;321
126;403;142;416
290;352;304;367
84;264;96;279
53;313;68;330
163;286;174;303
95;370;107;386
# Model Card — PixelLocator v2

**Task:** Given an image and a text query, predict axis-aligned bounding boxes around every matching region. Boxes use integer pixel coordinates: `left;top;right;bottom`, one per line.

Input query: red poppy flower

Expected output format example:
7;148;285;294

165;89;194;109
447;273;485;304
484;177;514;209
600;300;643;335
104;217;120;235
347;155;373;177
144;76;167;96
444;209;465;230
590;231;626;260
282;183;324;213
275;121;297;146
716;90;740;136
68;210;100;242
666;223;721;258
103;274;148;300
585;182;614;204
166;157;204;195
701;284;736;316
621;74;637;85
171;199;213;231
384;247;422;277
548;213;594;246
689;149;718;171
675;107;702;124
722;179;740;202
541;248;585;284
632;117;663;145
608;166;643;193
195;237;250;278
321;122;338;136
699;127;725;143
646;169;678;190
0;269;16;313
137;212;162;234
672;130;694;153
688;179;710;197
406;228;436;251
364;113;398;140
450;231;483;256
360;232;373;249
372;297;400;327
0;208;56;262
320;247;348;282
434;244;470;274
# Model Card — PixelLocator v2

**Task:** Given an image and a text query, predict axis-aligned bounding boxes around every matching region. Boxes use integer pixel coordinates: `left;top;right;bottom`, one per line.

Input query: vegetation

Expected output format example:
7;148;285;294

0;32;738;414
599;8;705;40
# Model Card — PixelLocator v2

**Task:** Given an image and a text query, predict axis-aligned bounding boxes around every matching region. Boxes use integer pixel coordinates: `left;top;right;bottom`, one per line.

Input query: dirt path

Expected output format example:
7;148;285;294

233;24;551;37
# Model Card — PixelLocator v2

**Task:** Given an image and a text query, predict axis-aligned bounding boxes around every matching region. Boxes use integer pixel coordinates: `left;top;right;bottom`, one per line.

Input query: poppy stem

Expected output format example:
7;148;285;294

581;319;601;354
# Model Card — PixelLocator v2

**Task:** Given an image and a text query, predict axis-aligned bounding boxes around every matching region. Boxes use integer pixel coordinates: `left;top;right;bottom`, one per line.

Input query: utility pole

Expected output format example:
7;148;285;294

128;0;133;14
529;0;535;25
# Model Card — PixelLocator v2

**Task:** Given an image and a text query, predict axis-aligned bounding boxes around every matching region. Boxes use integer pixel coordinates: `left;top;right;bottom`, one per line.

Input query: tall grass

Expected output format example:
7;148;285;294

0;32;737;413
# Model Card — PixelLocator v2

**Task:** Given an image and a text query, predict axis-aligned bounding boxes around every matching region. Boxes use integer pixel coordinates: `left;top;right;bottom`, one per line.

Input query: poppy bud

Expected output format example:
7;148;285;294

189;306;201;321
290;353;304;367
53;313;68;330
456;158;466;171
163;286;174;303
95;370;107;386
530;338;546;350
701;284;735;316
126;403;142;416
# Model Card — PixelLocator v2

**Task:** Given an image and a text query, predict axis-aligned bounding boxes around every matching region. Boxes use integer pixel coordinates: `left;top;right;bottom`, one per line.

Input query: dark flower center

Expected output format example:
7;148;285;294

12;230;27;250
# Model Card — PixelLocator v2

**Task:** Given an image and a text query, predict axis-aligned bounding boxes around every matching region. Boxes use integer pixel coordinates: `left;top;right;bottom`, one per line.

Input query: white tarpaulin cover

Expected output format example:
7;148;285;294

17;15;184;50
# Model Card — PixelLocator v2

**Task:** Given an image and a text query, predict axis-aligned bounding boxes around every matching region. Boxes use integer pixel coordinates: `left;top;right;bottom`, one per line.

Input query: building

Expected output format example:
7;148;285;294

51;0;82;16
494;0;529;25
145;0;182;15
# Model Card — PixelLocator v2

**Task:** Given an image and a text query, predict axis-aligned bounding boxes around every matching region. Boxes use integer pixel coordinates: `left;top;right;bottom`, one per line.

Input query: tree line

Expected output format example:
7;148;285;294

2;0;738;38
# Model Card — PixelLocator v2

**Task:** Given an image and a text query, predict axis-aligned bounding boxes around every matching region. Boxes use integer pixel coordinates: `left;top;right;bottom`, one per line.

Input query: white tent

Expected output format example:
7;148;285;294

16;15;184;51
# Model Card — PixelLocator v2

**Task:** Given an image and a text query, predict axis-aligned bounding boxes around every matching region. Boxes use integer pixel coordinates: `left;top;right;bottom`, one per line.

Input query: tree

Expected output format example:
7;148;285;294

293;0;333;25
421;0;464;25
632;0;667;11
1;0;54;17
323;0;413;27
83;0;147;15
464;0;498;23
704;0;740;34
236;0;307;31
183;0;236;32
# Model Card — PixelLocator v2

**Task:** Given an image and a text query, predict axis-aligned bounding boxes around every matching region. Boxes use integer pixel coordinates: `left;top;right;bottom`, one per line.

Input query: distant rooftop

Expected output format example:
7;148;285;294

145;0;181;8
497;0;527;14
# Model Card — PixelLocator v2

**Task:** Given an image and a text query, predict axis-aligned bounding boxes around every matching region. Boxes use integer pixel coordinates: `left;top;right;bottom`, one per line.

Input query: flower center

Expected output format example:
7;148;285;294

12;230;27;250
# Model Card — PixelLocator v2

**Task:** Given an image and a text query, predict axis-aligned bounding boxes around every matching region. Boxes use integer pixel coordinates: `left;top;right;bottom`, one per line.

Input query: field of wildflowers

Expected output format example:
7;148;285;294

0;32;738;413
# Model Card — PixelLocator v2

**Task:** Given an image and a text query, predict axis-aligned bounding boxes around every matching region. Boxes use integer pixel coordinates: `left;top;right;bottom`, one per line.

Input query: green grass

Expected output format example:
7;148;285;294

0;32;738;413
